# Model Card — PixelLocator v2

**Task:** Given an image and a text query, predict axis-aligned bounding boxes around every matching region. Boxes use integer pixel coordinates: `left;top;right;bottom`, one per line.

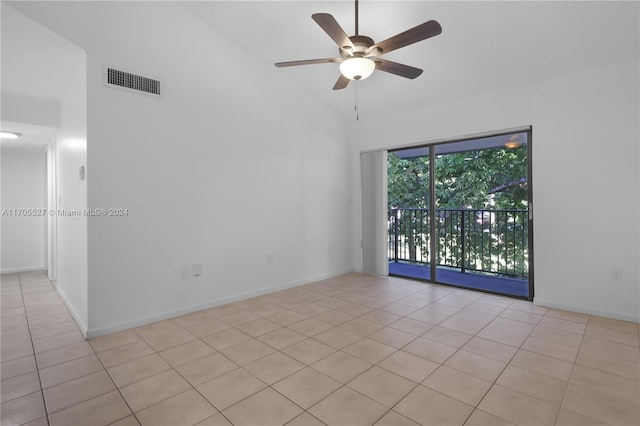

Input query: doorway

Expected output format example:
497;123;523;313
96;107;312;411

387;130;533;299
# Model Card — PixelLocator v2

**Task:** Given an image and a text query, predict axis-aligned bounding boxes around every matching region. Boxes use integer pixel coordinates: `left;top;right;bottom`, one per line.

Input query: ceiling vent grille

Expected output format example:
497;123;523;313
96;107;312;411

104;67;161;97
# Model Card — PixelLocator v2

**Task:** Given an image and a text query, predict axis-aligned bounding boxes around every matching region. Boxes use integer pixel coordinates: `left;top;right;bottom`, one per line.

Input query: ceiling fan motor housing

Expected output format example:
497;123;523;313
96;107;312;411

340;35;375;58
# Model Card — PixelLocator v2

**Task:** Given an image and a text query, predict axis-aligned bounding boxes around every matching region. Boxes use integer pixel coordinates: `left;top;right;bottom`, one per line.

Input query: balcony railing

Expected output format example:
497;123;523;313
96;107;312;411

389;208;528;278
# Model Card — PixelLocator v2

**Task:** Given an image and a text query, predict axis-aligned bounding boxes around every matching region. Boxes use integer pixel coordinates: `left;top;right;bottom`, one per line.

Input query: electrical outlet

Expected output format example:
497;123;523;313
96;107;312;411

267;254;274;264
191;264;202;277
613;267;623;282
180;265;189;278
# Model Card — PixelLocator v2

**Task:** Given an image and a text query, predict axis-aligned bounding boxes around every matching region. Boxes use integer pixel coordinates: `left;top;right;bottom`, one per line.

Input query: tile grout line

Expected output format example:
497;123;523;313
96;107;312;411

91;338;142;426
552;320;589;426
15;272;51;426
11;272;637;426
92;309;313;423
21;272;133;426
464;304;555;423
299;286;497;424
271;293;475;425
460;319;532;426
128;294;411;425
472;307;592;426
117;312;336;424
140;323;251;425
380;297;514;426
312;289;496;423
205;313;358;422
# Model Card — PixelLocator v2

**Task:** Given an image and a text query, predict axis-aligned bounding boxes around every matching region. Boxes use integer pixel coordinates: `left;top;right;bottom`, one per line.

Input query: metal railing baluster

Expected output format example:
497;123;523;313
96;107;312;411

388;208;528;279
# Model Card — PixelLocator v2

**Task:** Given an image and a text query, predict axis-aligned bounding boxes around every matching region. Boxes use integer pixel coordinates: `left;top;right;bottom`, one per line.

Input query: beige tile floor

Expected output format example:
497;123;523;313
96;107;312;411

1;270;639;426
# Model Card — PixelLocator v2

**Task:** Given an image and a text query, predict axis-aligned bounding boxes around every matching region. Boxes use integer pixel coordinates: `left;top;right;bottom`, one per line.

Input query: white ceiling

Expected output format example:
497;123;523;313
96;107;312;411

1;4;84;149
2;0;638;126
1;3;84;102
178;1;639;117
0;121;57;152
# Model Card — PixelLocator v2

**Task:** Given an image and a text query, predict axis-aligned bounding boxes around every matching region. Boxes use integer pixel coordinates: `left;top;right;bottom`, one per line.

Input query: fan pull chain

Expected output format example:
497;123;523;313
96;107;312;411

355;80;359;121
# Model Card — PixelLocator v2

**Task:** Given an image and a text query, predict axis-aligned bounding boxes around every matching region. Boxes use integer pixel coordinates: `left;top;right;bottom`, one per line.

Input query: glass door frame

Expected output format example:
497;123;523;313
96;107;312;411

390;127;534;300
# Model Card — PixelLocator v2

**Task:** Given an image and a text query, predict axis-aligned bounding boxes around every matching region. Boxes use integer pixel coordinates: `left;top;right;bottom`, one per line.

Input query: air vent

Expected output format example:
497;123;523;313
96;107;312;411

104;67;161;97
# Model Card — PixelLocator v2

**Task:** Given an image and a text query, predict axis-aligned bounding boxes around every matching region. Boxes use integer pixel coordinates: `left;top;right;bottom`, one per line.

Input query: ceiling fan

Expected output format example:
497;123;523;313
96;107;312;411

275;0;442;90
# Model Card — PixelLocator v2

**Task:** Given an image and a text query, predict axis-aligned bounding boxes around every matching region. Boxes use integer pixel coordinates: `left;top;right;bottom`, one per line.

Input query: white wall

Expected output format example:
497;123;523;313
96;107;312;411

55;55;88;333
353;59;640;322
1;93;59;128
0;147;46;273
13;2;353;337
85;4;352;336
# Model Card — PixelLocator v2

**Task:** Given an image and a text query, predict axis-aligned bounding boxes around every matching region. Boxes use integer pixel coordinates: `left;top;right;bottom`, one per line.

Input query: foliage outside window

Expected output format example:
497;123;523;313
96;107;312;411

388;146;528;278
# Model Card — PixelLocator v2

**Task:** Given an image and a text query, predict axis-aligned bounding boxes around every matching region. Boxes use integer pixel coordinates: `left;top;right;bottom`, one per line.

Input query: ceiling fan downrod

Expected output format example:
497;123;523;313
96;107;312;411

355;0;359;36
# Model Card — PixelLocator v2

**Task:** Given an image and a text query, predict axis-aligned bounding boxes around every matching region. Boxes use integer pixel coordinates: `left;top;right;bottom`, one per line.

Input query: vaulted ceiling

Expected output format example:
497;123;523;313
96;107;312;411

178;1;639;117
1;3;83;148
2;1;639;136
1;3;84;102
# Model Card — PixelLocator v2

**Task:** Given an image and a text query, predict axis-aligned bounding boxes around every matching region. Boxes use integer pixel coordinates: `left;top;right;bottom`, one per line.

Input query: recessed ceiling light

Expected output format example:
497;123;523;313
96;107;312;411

0;131;22;139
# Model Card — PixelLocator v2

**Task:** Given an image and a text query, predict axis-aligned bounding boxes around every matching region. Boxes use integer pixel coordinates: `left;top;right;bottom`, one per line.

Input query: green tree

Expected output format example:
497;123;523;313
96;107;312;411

388;146;527;210
434;148;527;210
387;155;430;261
388;146;528;277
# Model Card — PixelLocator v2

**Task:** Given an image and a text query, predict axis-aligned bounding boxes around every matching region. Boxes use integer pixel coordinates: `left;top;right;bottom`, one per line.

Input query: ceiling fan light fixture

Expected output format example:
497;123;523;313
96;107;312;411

340;57;375;80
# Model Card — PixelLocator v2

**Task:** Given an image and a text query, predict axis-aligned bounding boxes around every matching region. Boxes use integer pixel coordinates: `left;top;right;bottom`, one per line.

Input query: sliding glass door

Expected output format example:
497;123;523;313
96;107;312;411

388;149;431;281
387;130;533;299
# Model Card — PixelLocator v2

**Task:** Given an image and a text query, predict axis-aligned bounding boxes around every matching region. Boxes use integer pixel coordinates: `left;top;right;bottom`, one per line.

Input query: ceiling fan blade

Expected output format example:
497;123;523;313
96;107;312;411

312;13;355;50
275;58;341;67
368;20;442;55
332;74;350;90
373;58;423;79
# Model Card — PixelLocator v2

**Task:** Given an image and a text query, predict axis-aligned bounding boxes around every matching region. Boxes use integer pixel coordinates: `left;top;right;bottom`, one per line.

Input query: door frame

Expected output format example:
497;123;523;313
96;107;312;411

46;137;58;282
361;150;389;276
387;126;534;300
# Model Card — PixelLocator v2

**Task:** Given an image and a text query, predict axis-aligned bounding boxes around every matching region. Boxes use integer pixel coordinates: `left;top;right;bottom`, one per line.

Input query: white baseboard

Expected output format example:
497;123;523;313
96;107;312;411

86;267;356;339
1;265;46;274
55;286;89;338
534;298;640;324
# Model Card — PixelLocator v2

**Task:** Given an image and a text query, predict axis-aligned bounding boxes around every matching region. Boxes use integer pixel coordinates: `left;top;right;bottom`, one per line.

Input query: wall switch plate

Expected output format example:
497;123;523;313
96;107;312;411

191;264;202;277
180;265;189;278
